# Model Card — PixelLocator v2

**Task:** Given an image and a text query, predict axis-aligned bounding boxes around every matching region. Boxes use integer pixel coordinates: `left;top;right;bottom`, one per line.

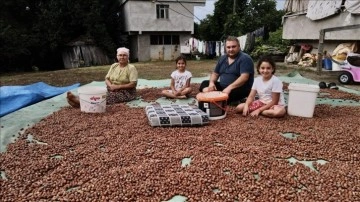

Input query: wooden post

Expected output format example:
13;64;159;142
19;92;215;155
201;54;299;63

317;29;325;75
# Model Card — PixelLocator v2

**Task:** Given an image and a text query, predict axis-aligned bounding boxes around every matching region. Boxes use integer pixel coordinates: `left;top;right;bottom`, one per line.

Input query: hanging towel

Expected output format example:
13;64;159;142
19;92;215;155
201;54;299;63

220;41;225;56
238;35;247;52
215;42;220;56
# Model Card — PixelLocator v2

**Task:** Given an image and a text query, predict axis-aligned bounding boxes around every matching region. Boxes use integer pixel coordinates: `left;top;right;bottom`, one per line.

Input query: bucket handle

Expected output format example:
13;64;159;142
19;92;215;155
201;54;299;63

209;100;228;112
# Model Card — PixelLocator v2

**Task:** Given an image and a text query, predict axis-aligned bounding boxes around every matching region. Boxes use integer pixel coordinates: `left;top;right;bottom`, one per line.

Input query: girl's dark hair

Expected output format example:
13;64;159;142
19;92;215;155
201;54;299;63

256;56;276;74
175;55;187;65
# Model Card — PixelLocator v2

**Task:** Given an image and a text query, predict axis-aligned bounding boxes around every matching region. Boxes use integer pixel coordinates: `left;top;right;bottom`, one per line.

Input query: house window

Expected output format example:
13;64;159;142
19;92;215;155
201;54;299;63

150;35;161;45
150;35;180;45
171;35;180;44
156;5;169;19
164;35;171;45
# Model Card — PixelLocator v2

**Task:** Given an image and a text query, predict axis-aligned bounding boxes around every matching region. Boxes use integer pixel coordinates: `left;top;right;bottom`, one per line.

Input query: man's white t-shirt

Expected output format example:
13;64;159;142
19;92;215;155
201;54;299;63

171;70;192;91
252;75;285;105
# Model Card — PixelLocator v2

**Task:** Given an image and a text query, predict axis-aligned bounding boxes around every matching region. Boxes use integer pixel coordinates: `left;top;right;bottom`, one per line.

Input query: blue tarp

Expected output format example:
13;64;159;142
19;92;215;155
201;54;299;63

0;82;80;117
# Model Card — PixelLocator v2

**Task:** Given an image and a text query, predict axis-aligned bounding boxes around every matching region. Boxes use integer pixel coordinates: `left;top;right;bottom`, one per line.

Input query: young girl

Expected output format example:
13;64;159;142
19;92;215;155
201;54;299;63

235;56;286;118
161;55;192;99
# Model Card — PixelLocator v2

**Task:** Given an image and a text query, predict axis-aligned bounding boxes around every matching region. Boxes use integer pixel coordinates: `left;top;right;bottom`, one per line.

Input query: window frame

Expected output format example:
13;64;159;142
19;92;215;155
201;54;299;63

156;4;169;19
150;35;180;45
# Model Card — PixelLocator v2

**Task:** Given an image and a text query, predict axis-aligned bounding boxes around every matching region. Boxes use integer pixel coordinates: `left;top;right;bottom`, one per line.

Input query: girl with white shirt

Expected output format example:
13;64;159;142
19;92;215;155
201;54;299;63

236;56;286;118
161;55;192;99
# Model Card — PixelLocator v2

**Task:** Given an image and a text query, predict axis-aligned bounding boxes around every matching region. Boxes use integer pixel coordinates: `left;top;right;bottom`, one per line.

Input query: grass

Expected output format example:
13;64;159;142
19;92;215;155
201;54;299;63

0;60;217;87
0;59;343;88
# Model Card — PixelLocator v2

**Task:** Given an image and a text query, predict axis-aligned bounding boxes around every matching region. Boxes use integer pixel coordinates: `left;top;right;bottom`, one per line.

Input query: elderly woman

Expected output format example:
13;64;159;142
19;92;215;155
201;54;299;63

67;47;138;107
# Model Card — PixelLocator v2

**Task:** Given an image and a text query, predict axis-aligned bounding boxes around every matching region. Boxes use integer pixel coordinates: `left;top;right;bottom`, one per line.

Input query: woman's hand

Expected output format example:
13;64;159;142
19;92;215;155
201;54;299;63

105;79;115;91
107;84;118;91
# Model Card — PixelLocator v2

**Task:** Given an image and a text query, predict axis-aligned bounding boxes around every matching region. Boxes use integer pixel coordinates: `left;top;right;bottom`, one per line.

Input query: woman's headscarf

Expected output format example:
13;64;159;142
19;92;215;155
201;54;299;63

117;47;130;56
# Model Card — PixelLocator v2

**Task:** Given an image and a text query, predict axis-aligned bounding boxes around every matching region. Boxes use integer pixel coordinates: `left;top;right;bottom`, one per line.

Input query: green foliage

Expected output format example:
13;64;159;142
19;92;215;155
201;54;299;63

197;15;220;41
197;0;285;39
224;14;244;37
0;0;119;71
250;28;290;59
243;0;283;33
196;0;288;61
266;28;290;51
197;0;246;41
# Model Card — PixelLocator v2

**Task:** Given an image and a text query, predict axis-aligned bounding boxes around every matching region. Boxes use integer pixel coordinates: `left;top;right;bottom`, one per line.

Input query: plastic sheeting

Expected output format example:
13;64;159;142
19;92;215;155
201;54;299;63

0;82;80;117
1;73;359;153
345;0;360;14
284;0;309;13
306;0;343;21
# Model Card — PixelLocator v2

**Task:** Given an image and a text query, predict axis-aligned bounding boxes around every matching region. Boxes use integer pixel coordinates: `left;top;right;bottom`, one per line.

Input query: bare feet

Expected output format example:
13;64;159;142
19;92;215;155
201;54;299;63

176;95;187;99
66;91;80;108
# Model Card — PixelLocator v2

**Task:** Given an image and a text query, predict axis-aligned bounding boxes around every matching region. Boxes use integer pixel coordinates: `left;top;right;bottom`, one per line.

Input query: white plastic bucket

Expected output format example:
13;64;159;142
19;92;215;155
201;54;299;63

287;83;319;118
332;61;342;71
78;86;107;113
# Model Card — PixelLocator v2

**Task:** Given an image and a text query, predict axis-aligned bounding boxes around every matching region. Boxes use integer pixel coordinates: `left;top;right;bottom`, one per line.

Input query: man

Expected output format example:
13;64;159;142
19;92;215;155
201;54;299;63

199;36;254;103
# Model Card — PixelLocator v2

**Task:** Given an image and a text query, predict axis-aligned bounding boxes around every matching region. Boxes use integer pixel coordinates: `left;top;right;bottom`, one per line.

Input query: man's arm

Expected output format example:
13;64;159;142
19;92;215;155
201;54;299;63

208;72;219;91
222;73;249;94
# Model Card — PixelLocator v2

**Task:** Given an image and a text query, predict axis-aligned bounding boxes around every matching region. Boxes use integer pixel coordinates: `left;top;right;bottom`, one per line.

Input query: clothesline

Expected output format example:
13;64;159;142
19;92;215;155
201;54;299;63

182;26;269;56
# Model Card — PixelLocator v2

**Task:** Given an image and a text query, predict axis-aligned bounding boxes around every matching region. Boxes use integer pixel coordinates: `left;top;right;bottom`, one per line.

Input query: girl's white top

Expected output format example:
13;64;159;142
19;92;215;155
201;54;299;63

171;70;192;91
252;75;285;105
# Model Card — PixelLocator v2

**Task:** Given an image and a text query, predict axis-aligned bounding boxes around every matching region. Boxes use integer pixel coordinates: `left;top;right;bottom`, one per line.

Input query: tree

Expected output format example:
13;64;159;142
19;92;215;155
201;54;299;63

197;0;284;40
223;14;244;37
244;0;284;33
197;15;219;41
0;0;40;71
197;0;247;40
0;0;120;72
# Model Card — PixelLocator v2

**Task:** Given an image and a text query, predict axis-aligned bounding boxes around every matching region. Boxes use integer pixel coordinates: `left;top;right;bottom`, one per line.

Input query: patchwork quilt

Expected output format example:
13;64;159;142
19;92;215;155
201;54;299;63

145;104;209;127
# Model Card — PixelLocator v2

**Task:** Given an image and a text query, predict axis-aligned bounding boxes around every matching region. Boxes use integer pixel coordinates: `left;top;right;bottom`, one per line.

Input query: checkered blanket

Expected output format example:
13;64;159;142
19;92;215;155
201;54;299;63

145;104;209;127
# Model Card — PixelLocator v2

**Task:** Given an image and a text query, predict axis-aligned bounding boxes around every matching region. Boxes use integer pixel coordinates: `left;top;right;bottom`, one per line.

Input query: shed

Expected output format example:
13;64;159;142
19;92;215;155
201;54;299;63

62;38;111;69
282;0;360;71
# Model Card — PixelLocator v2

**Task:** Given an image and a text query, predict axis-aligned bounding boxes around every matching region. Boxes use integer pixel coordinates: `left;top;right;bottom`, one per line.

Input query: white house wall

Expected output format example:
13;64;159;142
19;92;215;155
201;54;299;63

122;1;203;33
120;0;205;61
283;11;360;40
137;35;150;62
129;35;140;61
130;34;192;61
